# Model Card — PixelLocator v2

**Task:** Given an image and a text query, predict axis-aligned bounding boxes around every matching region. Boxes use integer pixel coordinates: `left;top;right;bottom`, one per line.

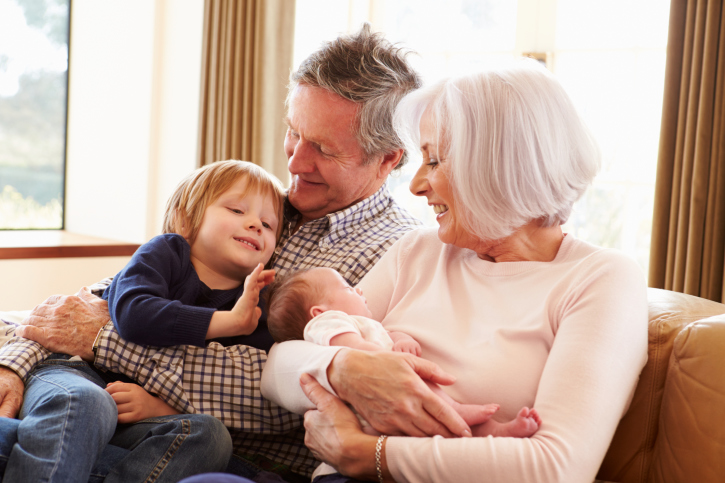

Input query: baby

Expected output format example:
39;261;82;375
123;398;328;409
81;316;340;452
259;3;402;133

266;267;541;438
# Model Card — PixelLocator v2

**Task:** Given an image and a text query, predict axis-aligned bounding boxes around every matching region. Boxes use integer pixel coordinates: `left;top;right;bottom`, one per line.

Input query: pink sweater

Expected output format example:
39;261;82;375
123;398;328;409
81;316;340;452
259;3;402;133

262;229;648;483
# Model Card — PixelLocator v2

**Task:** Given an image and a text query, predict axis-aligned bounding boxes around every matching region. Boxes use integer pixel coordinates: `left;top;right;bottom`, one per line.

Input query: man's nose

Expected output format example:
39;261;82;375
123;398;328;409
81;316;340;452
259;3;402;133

287;140;315;174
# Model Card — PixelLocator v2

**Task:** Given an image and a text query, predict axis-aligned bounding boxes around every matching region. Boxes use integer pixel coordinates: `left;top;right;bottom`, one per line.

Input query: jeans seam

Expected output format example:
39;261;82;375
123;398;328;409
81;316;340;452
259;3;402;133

142;418;191;483
27;372;73;481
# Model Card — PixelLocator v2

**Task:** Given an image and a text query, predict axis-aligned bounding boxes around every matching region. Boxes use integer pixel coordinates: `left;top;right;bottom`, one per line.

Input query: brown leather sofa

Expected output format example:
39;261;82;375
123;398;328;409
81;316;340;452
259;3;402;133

597;288;725;483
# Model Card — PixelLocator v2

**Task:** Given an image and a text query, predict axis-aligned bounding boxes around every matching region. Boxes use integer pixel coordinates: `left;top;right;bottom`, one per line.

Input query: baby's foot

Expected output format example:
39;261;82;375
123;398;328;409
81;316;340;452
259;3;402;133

472;407;541;438
497;407;541;438
457;403;500;426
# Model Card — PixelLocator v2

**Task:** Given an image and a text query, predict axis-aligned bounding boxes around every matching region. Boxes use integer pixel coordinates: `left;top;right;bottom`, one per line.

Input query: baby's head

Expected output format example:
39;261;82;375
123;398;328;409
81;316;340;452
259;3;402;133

267;267;371;343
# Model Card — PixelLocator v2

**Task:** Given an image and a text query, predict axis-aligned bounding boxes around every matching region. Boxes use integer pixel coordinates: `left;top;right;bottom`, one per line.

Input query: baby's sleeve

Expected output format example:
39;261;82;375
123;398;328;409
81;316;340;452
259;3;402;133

303;311;361;346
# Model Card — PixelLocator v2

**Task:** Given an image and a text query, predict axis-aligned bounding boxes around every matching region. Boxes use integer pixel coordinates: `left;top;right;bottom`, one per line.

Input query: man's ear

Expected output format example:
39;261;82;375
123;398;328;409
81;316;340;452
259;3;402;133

310;305;327;318
377;149;404;179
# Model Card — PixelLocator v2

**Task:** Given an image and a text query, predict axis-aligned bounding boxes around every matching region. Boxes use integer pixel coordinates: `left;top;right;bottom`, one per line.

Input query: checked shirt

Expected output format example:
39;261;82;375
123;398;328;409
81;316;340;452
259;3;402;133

0;183;422;477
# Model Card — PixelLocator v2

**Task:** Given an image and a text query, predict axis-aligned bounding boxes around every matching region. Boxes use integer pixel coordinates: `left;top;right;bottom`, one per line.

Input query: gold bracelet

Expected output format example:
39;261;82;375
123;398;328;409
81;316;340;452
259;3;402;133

375;435;387;483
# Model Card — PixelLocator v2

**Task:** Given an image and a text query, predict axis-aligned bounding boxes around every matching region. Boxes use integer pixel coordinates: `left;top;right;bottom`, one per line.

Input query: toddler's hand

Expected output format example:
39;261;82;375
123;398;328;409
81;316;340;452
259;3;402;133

392;338;422;356
105;382;180;424
229;264;275;335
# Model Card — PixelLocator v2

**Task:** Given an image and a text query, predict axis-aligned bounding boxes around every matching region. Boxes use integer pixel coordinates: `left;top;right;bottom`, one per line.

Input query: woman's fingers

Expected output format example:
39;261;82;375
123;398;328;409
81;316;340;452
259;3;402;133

421;395;471;437
300;373;342;412
407;355;457;386
328;350;469;437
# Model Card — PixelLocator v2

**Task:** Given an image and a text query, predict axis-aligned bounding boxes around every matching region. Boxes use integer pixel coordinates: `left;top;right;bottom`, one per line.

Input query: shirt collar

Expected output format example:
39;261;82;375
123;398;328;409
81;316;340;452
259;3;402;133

282;184;393;242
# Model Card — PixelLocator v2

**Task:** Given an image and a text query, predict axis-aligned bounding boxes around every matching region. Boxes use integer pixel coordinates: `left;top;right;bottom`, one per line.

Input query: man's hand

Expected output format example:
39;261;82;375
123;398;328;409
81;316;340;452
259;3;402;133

14;286;110;362
0;367;24;418
328;349;472;438
300;373;380;479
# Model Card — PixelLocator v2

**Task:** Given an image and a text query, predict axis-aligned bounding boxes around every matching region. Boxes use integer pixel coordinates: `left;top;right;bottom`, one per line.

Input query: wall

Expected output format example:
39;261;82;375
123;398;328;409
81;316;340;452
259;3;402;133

0;0;204;310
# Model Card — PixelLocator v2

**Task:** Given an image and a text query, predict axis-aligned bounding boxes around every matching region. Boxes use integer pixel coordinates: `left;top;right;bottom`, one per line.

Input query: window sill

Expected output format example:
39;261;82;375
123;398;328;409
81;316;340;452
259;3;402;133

0;231;140;260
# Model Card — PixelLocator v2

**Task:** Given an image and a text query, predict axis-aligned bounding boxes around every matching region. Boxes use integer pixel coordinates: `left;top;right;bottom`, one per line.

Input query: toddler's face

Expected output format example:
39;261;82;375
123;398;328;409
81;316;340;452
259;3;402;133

191;177;279;283
307;268;372;318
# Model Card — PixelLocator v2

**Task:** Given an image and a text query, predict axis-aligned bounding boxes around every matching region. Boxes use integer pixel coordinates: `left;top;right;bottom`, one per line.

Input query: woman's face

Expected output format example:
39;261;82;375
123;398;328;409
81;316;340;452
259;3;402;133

410;110;483;252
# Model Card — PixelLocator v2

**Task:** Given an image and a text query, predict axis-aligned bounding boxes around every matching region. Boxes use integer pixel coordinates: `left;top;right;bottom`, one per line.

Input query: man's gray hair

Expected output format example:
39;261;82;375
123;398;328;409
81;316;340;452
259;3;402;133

289;23;421;168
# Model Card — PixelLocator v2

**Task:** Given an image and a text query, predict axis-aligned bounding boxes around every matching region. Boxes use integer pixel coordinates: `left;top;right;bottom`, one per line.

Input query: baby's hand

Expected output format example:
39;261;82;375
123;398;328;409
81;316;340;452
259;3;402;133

392;338;422;356
105;382;180;424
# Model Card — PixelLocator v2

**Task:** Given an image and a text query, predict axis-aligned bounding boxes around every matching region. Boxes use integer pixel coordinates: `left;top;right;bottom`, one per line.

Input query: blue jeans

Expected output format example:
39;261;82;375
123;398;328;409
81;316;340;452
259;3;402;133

0;356;232;482
312;475;366;483
0;356;117;482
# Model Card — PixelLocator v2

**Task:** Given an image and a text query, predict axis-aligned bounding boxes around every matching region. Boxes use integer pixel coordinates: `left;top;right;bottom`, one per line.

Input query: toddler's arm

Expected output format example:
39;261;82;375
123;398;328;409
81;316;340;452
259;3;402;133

105;382;180;424
389;331;422;356
206;264;275;339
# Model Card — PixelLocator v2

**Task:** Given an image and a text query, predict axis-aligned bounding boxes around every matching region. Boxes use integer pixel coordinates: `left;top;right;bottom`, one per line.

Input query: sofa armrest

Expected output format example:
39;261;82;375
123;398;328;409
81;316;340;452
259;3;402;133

648;314;725;482
598;288;725;483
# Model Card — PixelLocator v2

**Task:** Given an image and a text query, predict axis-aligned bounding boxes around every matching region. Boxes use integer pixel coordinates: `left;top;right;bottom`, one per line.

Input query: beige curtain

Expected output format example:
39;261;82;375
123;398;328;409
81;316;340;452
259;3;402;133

649;0;725;302
197;0;295;183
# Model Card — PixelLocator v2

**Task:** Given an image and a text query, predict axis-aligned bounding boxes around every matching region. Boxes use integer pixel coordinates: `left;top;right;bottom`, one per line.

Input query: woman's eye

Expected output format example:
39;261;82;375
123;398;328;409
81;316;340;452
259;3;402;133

426;158;439;168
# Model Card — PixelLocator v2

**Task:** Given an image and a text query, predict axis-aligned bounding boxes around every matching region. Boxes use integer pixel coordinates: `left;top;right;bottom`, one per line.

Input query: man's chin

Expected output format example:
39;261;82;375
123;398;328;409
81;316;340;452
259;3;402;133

289;184;325;208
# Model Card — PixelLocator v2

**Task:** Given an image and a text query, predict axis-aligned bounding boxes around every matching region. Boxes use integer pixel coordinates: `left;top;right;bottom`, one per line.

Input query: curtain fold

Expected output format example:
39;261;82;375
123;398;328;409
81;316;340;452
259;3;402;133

649;0;725;302
197;0;295;184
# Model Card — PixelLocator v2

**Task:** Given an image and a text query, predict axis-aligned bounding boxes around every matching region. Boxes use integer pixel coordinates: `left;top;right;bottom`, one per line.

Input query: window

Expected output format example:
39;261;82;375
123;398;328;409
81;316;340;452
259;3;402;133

0;0;70;230
293;0;671;275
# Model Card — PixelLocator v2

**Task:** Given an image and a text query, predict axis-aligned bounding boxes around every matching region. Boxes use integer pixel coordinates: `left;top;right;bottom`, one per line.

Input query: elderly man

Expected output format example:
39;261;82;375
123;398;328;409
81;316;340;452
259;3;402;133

0;25;423;483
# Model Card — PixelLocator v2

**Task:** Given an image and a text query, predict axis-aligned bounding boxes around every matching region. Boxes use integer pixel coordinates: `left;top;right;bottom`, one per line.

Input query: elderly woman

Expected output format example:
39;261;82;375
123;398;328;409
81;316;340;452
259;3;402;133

260;59;648;483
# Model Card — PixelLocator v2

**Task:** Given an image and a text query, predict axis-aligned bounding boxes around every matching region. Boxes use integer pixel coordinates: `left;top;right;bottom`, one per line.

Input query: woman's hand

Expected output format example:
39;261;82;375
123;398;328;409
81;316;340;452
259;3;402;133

300;373;384;481
328;349;472;438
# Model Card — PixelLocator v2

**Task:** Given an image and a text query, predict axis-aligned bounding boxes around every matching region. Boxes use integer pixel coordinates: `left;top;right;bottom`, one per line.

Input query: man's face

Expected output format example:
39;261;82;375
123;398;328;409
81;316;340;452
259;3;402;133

284;84;390;223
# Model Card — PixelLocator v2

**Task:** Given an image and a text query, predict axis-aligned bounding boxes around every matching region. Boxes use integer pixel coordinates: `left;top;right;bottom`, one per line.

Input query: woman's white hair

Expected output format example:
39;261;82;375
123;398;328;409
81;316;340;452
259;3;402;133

394;58;601;241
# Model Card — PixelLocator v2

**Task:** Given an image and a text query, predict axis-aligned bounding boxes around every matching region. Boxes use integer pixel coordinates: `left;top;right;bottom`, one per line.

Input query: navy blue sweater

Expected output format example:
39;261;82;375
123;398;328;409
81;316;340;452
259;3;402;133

102;234;274;351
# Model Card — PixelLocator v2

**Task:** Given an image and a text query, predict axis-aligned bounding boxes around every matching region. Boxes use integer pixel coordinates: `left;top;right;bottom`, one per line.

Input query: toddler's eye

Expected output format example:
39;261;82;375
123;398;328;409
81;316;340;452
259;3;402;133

262;222;272;229
228;208;243;215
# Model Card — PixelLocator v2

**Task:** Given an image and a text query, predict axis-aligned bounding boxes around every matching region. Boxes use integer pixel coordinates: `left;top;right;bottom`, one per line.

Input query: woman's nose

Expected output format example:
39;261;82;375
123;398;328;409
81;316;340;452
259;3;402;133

409;163;430;197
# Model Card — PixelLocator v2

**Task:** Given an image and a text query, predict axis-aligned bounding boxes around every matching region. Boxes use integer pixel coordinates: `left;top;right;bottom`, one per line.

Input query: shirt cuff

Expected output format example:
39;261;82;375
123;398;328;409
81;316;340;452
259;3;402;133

92;321;117;371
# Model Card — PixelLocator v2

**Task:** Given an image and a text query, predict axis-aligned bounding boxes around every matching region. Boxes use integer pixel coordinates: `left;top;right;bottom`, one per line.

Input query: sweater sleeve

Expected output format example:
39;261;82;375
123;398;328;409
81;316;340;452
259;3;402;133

104;234;213;347
385;251;648;483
